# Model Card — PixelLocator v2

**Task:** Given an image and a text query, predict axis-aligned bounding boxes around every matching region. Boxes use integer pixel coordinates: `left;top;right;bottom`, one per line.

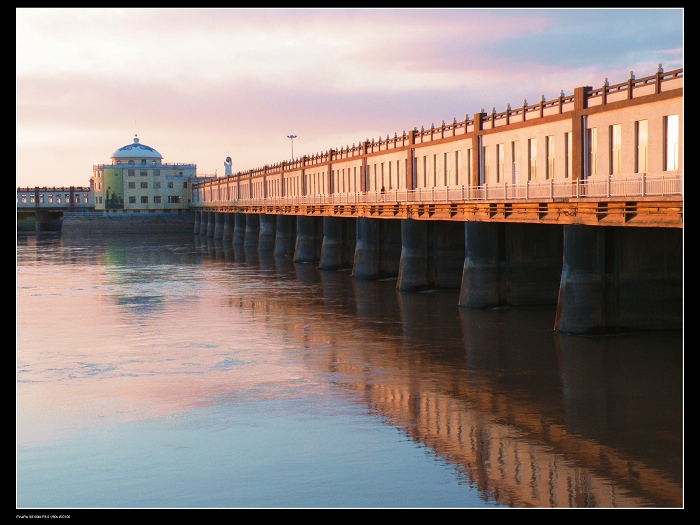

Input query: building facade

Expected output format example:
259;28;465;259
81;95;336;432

92;135;197;212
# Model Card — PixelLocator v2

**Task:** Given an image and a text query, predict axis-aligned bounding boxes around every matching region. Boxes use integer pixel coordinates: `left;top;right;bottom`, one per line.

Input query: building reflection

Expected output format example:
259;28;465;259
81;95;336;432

218;255;682;508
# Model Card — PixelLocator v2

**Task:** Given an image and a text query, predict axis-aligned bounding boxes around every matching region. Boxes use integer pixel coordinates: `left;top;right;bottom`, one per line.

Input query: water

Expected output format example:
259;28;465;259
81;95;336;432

16;232;683;509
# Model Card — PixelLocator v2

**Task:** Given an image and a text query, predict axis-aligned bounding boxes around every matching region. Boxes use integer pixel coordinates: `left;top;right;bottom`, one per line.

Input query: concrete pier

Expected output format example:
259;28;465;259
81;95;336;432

199;211;208;236
352;217;402;280
259;214;276;252
221;212;233;243
294;216;323;263
397;219;465;291
193;210;201;235
244;213;260;248
319;217;356;271
213;212;224;240
206;211;215;237
555;225;682;335
458;223;562;308
274;215;296;258
233;213;246;245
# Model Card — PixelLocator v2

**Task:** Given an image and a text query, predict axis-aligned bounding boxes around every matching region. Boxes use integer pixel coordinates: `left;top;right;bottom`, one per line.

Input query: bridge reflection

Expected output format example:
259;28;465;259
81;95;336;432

199;239;681;508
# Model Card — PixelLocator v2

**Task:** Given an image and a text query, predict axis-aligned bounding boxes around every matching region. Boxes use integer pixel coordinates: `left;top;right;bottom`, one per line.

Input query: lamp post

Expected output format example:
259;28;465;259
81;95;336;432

287;135;297;159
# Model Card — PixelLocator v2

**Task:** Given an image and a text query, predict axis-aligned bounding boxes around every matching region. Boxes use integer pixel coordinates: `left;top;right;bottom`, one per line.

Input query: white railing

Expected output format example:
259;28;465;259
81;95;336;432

195;172;682;208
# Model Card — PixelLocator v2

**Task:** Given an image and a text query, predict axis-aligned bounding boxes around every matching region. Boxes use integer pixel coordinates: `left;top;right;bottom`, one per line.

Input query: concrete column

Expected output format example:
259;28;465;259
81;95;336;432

221;213;233;243
213;212;224;240
193;210;201;235
259;214;276;252
352;217;401;280
244;213;260;248
555;225;682;334
199;211;208;236
397;219;429;291
458;222;501;308
206;211;215;237
319;217;356;270
274;215;296;257
34;209;49;234
294;216;323;263
398;220;465;292
233;213;246;245
459;222;562;309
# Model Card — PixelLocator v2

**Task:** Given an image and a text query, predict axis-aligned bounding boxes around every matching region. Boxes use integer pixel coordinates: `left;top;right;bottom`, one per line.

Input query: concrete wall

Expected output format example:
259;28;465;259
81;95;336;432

61;211;194;236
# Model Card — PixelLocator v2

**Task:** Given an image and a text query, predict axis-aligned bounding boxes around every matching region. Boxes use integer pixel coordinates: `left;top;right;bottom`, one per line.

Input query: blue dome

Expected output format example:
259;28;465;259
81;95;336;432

112;135;163;160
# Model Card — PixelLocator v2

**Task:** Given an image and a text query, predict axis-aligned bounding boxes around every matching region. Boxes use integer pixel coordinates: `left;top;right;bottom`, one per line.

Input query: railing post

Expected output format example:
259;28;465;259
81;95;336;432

642;172;646;196
550;178;553;199
607;175;611;198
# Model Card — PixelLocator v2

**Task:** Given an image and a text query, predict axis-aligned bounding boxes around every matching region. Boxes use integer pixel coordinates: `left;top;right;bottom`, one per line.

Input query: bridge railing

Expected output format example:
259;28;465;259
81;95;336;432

201;173;681;208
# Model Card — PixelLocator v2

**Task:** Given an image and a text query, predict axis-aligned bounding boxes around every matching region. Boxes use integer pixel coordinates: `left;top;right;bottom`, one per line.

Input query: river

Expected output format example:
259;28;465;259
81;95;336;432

16;232;683;509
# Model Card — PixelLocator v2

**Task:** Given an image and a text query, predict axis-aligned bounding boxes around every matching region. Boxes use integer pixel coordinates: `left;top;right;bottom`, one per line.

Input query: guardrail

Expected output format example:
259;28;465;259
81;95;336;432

197;173;682;207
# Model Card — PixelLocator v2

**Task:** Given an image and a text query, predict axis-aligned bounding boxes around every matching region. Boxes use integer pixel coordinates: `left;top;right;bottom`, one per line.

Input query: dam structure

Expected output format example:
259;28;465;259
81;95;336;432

190;66;683;335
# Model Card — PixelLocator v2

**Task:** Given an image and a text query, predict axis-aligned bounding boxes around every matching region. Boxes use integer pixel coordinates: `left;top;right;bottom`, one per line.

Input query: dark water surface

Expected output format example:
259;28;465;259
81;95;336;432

16;232;683;509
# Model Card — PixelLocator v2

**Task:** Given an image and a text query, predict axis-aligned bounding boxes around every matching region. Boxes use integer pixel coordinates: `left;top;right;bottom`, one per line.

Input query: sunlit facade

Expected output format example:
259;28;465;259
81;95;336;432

91;135;196;212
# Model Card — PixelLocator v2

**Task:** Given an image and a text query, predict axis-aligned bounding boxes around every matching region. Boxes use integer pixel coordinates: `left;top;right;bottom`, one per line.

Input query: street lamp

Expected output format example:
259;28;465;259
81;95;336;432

287;135;297;159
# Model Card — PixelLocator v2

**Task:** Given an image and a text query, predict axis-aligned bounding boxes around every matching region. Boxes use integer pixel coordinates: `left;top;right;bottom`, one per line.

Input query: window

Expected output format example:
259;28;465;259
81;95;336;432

21;195;26;204
546;135;555;179
528;138;537;180
587;128;598;177
48;195;53;203
635;120;648;173
664;114;679;171
511;140;520;184
168;182;174;189
466;148;472;184
565;132;572;178
128;182;136;189
140;196;149;203
153;196;162;204
183;182;187;189
433;154;437;187
154;181;161;189
141;160;147;166
128;196;136;204
455;151;460;185
168;196;181;203
482;145;489;184
140;170;147;177
128;170;135;177
610;124;622;175
496;144;504;183
30;195;35;204
443;152;448;186
140;182;148;189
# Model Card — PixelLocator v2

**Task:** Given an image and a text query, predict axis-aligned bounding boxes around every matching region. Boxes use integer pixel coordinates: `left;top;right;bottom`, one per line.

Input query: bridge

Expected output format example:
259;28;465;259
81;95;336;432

190;66;683;336
17;186;95;232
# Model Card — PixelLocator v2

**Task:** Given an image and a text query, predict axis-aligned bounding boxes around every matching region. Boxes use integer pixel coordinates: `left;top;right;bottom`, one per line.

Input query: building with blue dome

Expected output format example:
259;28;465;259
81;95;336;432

92;135;197;212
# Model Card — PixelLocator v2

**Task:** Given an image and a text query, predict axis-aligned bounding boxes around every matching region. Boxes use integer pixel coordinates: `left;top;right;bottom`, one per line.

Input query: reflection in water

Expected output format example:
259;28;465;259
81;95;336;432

16;233;682;508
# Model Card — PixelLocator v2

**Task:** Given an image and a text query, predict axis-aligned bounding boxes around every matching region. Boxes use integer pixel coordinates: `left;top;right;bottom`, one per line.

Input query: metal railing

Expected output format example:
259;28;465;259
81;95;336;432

196;172;682;208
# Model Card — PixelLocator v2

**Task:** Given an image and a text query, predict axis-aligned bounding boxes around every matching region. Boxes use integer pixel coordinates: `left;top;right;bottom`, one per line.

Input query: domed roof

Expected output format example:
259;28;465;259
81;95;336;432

111;135;163;160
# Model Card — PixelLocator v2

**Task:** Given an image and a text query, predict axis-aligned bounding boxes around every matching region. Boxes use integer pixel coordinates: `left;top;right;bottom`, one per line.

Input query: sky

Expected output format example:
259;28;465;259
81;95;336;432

16;8;683;189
